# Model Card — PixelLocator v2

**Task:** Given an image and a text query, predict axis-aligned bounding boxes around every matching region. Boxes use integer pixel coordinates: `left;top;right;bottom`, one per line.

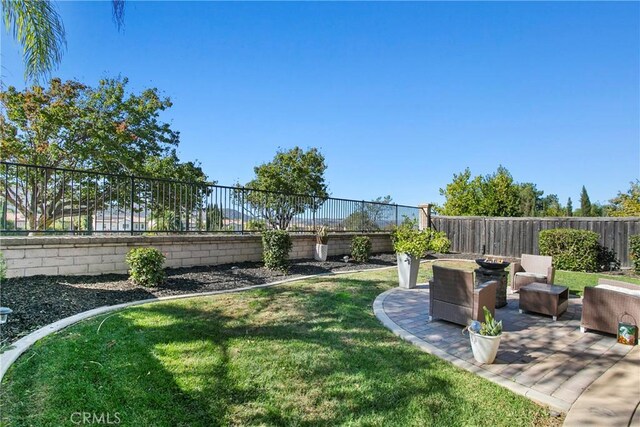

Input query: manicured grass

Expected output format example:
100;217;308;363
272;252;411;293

554;270;640;296
0;267;558;426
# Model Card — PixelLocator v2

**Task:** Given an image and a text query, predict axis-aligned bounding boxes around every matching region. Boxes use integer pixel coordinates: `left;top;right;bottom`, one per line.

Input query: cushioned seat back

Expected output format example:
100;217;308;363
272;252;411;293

431;265;473;308
521;254;552;275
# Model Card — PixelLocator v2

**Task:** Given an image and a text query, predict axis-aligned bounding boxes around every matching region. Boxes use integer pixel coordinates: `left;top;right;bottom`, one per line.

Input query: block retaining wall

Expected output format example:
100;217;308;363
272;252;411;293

0;233;393;278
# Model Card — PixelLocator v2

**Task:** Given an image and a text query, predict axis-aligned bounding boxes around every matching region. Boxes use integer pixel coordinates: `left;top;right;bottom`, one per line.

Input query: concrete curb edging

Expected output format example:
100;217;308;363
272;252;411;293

372;288;572;413
0;264;397;382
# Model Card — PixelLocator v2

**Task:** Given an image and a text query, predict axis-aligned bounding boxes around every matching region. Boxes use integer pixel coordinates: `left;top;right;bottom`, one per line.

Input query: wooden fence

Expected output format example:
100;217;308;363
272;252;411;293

430;216;640;268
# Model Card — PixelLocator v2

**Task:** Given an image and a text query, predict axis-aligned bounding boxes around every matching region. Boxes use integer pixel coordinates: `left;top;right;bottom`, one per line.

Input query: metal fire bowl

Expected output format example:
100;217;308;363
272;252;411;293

475;259;510;270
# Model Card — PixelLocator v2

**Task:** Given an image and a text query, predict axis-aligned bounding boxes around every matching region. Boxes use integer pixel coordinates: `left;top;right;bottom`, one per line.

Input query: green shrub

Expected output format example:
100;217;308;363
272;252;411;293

262;229;292;272
630;235;640;273
0;252;6;281
425;228;451;254
351;236;372;263
539;229;600;272
125;247;166;287
391;218;430;258
597;245;620;271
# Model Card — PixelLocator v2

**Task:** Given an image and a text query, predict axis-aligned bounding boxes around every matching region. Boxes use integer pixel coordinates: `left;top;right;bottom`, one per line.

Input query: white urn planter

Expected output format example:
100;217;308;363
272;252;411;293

314;243;328;262
468;330;502;364
397;253;420;289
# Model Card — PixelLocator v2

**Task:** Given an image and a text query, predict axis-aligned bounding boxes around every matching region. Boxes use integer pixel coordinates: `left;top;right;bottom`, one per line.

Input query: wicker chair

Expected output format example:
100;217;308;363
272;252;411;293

428;265;497;326
510;254;555;292
581;278;640;335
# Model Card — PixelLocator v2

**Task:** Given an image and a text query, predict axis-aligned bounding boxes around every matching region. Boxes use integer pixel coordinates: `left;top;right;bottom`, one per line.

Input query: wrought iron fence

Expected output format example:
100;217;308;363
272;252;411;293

0;162;423;235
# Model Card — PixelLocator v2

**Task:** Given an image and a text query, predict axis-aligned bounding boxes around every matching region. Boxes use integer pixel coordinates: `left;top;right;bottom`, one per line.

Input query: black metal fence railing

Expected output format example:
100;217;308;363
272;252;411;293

0;162;423;235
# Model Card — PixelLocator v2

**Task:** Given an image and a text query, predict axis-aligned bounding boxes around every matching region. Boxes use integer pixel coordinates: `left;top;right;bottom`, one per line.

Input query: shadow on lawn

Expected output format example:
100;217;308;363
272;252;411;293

3;277;474;426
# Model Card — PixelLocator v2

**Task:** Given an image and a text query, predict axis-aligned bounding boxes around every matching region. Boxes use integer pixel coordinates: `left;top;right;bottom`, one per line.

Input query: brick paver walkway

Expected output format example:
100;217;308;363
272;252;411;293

373;284;634;412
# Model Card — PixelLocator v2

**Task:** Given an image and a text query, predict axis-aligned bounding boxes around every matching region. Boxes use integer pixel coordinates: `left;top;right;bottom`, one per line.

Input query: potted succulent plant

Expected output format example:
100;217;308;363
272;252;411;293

391;219;430;289
466;306;503;364
314;226;329;262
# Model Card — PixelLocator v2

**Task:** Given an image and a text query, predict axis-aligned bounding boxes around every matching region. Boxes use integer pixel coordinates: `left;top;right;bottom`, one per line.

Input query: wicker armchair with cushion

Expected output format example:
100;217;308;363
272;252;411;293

510;254;555;292
581;278;640;335
428;265;497;326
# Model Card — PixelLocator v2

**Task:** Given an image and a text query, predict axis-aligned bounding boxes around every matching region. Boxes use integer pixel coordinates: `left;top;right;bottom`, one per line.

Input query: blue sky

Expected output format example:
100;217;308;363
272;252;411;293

1;1;638;207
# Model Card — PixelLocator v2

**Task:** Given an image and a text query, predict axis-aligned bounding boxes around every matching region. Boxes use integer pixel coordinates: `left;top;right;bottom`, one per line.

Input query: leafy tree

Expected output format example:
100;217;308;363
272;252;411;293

0;77;206;231
241;147;328;230
2;0;124;81
439;166;521;217
204;203;224;231
518;183;543;217
580;186;592;217
566;197;573;217
607;180;640;217
342;211;378;231
479;166;521;217
438;168;483;216
541;194;564;217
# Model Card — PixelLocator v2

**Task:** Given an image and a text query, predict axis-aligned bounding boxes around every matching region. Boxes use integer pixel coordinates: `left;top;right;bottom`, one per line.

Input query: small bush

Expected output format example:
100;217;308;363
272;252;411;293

351;236;372;263
391;218;430;258
630;235;640;273
0;252;6;281
262;229;292;272
125;247;166;287
539;229;599;272
425;229;451;254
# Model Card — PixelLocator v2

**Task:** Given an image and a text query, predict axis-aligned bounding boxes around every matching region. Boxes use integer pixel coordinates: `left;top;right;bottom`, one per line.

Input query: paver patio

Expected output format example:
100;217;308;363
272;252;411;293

373;284;635;412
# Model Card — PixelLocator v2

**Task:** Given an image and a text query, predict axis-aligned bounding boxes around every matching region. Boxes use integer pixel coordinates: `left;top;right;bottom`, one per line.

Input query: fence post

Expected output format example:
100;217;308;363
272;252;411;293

361;200;365;233
395;204;399;227
130;175;135;236
241;187;245;235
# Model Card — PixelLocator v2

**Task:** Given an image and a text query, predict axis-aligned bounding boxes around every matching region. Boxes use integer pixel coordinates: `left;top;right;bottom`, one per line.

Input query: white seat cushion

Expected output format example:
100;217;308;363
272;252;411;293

595;284;640;297
515;272;547;280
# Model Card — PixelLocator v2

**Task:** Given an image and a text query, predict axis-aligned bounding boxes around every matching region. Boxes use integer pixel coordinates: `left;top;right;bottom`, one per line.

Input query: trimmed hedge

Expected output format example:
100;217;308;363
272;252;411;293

262;229;292;272
125;247;166;287
539;229;600;272
351;236;372;263
630;235;640;273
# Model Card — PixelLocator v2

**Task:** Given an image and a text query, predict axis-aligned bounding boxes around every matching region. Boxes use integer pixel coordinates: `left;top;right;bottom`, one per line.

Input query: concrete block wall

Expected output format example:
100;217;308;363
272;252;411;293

0;233;393;278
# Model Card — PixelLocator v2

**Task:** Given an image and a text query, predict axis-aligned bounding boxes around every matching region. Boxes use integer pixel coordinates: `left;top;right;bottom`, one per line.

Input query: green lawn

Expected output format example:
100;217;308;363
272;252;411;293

0;266;559;427
554;270;640;296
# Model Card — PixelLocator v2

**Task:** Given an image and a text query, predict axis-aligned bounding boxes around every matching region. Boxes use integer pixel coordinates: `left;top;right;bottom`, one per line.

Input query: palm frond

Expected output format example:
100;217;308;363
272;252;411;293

2;0;66;82
112;0;125;31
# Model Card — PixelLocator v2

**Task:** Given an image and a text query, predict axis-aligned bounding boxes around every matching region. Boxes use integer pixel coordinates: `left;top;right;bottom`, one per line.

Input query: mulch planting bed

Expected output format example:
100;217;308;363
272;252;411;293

1;253;415;344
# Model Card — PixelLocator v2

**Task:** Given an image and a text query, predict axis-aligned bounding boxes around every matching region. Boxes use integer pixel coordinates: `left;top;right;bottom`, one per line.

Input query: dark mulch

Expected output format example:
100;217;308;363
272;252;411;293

0;253;406;345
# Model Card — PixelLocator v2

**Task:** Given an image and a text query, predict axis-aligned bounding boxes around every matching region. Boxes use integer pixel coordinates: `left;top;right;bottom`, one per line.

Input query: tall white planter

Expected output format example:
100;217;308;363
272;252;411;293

314;244;328;262
397;253;420;289
469;331;502;364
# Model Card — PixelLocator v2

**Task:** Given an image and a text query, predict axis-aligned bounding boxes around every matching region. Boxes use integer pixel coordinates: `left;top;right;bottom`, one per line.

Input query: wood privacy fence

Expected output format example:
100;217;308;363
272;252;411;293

429;216;640;268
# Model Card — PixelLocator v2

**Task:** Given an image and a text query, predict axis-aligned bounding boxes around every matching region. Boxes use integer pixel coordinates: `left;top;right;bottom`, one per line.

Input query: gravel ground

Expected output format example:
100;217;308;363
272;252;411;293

1;253;410;344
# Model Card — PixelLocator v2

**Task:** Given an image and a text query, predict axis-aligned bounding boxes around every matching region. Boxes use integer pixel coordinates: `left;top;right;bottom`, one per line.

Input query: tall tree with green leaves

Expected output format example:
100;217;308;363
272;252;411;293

566;197;573;217
541;194;564;217
580;186;592;217
607;181;640;217
518;182;543;217
2;0;124;81
242;147;328;230
439;166;521;217
0;77;206;231
438;168;483;216
479;166;521;217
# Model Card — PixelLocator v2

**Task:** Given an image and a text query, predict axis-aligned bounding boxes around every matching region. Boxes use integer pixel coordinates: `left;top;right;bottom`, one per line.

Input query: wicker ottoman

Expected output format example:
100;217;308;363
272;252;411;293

519;282;569;321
